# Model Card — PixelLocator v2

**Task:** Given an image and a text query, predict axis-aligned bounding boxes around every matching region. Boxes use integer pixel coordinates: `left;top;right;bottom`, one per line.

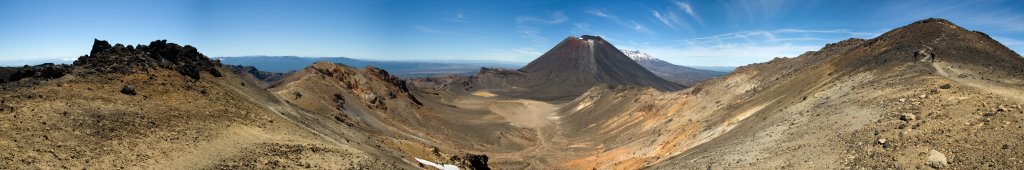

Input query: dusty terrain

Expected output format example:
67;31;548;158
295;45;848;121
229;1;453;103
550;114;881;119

0;40;399;169
3;18;1023;169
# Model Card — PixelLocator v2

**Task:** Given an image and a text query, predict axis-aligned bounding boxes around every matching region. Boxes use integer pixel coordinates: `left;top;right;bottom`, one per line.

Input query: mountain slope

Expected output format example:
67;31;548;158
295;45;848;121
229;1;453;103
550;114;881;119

6;18;1024;170
646;18;1024;169
528;18;1024;169
621;49;728;85
268;61;502;169
472;35;683;101
0;40;403;169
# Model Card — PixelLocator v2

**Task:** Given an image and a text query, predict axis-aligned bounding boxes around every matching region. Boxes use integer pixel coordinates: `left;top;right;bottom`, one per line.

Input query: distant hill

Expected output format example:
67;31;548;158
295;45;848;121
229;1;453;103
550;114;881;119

620;50;728;85
685;66;736;72
215;56;521;78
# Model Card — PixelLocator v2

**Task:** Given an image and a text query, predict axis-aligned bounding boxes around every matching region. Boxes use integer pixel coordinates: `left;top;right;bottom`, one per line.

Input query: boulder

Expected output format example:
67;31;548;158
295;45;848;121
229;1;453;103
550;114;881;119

899;113;917;121
926;149;948;168
120;85;136;95
939;83;952;89
997;105;1012;112
90;39;112;55
450;154;489;170
5;64;71;82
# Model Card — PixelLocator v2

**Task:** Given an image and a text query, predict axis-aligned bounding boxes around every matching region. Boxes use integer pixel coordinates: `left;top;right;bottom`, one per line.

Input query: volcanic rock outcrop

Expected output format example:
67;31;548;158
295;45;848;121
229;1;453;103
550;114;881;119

1;63;71;83
74;39;222;80
225;65;286;88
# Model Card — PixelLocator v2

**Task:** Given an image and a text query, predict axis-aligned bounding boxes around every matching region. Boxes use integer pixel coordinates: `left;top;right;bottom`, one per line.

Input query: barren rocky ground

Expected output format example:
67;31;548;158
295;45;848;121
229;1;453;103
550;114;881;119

2;18;1023;169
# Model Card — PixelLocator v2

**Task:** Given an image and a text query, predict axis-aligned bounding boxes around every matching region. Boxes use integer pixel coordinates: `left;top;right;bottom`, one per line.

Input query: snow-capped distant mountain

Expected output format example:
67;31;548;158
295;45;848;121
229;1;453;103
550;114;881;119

619;49;729;85
621;50;657;61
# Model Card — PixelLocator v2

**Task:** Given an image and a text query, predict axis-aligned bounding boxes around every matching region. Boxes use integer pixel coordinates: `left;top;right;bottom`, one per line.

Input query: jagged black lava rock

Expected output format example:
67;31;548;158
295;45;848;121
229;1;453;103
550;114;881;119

450;154;490;170
2;63;71;83
74;39;222;80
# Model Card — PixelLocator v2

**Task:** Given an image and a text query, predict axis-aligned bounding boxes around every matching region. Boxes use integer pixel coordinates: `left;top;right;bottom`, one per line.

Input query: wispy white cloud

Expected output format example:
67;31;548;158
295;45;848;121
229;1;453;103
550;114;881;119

619;28;883;66
673;1;704;26
514;11;569;43
678;29;879;44
717;0;792;23
413;26;465;35
479;48;545;62
586;9;656;34
631;43;820;66
652;11;673;29
872;1;1024;33
652;10;692;32
516;11;568;24
571;23;592;34
414;26;443;33
445;11;468;23
516;26;546;43
587;8;612;18
775;28;878;37
574;23;590;30
631;21;652;33
513;47;542;56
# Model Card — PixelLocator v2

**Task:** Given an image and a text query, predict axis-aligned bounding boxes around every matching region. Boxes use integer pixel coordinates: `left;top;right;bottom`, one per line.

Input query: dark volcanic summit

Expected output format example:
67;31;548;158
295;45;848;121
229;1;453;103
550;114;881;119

522;35;681;91
475;35;682;100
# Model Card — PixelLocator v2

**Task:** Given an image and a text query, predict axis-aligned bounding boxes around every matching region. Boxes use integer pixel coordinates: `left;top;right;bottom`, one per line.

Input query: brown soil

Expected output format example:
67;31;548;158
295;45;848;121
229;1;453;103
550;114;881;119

4;18;1023;170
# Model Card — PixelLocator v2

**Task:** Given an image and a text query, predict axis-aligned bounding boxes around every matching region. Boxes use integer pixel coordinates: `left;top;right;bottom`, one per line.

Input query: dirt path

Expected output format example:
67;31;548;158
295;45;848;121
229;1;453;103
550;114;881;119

152;125;274;169
517;103;564;169
932;61;1024;102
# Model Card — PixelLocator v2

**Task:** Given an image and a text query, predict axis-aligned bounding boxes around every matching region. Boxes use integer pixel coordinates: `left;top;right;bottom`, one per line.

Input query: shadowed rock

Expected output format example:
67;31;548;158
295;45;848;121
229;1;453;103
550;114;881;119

74;39;223;80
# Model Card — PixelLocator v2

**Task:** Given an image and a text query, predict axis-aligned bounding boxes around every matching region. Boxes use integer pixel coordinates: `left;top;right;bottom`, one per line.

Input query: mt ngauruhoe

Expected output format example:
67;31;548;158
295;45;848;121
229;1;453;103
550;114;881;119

3;18;1024;170
471;35;682;101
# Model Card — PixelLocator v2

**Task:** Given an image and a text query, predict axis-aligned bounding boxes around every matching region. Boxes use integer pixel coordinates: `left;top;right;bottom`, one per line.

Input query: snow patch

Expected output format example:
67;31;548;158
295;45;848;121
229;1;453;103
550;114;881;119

415;158;460;170
620;49;657;61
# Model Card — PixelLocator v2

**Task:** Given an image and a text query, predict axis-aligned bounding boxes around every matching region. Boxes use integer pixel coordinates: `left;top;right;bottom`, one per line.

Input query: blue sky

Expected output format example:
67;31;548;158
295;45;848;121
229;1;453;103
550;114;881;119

2;0;1024;67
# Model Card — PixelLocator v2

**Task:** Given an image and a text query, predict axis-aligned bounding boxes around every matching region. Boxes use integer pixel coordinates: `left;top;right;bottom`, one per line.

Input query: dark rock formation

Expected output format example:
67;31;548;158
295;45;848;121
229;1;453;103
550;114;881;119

90;39;112;56
450;154;489;170
120;85;137;95
225;65;285;85
405;74;470;93
74;39;223;80
363;66;423;106
2;63;71;83
364;66;409;92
